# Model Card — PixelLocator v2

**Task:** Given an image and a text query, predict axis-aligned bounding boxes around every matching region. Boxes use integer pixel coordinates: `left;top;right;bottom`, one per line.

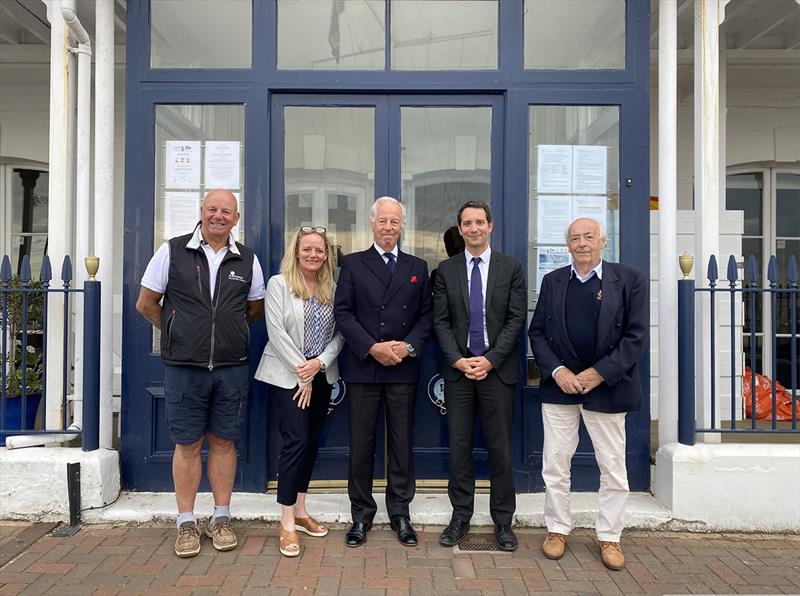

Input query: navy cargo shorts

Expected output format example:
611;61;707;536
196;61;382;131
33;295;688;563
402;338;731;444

163;363;250;445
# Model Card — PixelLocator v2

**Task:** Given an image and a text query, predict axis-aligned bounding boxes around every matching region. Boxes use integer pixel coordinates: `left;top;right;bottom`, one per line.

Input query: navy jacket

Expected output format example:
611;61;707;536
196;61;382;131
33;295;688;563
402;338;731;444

528;261;648;413
334;247;432;384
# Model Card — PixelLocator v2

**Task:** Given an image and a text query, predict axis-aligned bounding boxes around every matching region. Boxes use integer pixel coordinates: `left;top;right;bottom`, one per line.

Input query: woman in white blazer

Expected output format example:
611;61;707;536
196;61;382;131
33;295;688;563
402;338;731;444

254;226;344;557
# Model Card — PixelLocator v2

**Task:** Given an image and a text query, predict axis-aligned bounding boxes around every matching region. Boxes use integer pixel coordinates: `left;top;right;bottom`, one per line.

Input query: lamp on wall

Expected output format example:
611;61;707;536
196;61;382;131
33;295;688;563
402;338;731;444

303;134;326;170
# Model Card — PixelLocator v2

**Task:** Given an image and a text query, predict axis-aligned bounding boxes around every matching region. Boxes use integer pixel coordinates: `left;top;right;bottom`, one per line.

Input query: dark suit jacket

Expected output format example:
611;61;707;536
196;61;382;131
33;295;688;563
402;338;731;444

433;250;527;385
334;247;432;384
528;261;648;413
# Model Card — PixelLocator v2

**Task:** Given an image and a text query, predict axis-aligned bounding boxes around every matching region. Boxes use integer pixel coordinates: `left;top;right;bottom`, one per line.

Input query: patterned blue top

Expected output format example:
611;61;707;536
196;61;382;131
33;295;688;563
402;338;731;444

303;296;335;358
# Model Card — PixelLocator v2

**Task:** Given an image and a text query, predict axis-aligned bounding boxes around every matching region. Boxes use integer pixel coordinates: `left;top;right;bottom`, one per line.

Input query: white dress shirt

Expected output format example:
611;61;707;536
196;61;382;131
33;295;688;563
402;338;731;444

465;246;491;350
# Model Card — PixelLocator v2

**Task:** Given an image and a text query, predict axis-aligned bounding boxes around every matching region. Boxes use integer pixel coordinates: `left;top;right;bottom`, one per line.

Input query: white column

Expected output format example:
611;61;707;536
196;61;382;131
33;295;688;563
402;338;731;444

94;0;114;449
658;0;678;447
693;0;727;440
43;0;70;430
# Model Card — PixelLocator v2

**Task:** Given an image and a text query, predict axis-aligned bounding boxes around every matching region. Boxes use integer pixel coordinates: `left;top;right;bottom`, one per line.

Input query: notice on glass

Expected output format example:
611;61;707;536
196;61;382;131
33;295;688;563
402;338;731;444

537;145;573;194
164;191;200;240
165;141;201;189
204;141;241;189
573;195;607;229
537;196;574;244
536;246;571;291
572;145;607;195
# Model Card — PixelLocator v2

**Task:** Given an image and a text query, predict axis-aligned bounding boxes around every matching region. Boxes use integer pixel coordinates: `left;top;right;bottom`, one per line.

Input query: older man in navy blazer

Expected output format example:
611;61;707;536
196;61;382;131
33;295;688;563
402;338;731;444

529;217;647;571
334;196;432;548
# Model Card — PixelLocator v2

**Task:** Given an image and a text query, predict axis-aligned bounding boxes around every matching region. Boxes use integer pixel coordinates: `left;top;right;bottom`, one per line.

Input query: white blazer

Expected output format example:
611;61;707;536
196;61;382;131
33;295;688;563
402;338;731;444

254;274;344;389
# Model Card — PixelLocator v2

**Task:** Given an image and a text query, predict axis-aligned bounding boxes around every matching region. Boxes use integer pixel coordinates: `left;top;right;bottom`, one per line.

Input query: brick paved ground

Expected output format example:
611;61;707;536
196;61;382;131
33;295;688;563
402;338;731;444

1;522;799;595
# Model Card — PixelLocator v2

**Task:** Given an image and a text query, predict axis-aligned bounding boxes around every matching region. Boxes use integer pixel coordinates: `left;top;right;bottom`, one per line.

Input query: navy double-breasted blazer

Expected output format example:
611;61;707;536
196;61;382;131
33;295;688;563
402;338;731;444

528;261;648;413
334;247;432;384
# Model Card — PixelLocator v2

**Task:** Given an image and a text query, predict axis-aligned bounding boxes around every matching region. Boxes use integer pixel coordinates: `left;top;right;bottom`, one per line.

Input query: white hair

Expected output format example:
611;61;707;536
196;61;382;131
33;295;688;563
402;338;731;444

565;217;607;243
370;196;406;226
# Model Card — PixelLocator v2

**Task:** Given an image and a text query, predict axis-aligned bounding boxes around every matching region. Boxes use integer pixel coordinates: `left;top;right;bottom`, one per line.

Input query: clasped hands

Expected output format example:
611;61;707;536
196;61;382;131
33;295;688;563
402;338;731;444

293;358;322;409
454;356;493;381
369;341;410;366
553;366;603;395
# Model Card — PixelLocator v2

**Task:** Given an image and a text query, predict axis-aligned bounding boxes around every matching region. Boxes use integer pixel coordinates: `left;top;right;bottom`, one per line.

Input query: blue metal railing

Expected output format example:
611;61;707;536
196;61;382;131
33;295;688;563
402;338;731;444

678;254;799;445
0;254;101;451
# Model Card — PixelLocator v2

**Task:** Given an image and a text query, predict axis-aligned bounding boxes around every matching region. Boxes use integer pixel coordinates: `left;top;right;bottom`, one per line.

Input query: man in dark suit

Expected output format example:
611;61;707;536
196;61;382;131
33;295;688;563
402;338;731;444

433;200;527;552
528;217;647;571
334;196;432;548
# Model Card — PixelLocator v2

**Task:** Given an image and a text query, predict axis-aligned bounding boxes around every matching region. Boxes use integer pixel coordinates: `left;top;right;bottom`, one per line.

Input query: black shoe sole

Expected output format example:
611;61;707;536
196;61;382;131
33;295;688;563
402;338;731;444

497;542;519;552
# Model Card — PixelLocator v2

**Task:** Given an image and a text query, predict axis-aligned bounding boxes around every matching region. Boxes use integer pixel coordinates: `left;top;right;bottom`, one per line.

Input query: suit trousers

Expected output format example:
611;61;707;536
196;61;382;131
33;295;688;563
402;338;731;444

271;373;332;507
348;382;416;523
445;371;516;525
541;403;629;542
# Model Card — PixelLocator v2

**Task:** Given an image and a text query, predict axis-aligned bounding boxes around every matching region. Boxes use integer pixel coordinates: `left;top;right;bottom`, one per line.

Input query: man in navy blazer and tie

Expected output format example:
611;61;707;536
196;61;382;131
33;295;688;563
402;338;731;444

433;201;527;552
529;217;647;571
334;196;432;548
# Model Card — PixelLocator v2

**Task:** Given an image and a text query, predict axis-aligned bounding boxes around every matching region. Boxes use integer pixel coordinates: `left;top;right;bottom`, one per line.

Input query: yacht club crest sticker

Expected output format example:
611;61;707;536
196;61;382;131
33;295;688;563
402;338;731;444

427;374;446;415
328;379;345;415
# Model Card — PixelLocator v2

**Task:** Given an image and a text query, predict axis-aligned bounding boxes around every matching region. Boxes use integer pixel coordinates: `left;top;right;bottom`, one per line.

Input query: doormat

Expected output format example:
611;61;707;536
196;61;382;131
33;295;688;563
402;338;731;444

453;535;505;553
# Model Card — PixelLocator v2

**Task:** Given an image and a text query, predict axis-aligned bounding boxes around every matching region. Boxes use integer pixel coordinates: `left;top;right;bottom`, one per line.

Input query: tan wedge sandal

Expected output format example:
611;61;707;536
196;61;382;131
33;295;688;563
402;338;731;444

294;516;328;538
279;526;301;557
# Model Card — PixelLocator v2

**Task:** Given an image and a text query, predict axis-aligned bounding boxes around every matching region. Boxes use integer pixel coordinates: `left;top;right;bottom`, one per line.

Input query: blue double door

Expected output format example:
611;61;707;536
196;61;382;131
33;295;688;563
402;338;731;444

267;94;506;486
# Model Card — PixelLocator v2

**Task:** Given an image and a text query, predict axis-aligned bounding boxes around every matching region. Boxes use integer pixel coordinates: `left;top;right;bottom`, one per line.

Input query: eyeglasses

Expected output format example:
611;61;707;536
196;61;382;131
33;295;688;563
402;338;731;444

300;226;327;234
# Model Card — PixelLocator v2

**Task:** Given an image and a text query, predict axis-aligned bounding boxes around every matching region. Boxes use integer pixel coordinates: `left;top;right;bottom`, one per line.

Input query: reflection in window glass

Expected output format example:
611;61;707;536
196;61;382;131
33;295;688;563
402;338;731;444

400;107;491;271
278;0;385;70
392;1;497;70
151;0;251;68
525;0;625;69
9;169;48;277
527;105;619;381
153;105;245;351
283;107;375;258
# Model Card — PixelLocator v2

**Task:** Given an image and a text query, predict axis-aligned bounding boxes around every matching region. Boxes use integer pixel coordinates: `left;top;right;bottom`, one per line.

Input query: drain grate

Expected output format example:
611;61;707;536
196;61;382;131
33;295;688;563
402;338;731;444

454;534;502;553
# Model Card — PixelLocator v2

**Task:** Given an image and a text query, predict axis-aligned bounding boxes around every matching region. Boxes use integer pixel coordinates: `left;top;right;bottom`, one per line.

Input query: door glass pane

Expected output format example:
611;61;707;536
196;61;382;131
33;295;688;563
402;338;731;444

284;107;375;259
399;106;492;271
726;173;763;237
8;169;48;277
527;105;620;384
151;0;251;68
775;174;800;239
277;0;385;70
525;0;624;70
391;1;498;70
153;105;245;351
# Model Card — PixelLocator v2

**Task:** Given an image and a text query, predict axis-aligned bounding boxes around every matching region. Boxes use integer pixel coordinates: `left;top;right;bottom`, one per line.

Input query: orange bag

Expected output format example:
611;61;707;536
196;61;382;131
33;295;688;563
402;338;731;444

742;367;798;421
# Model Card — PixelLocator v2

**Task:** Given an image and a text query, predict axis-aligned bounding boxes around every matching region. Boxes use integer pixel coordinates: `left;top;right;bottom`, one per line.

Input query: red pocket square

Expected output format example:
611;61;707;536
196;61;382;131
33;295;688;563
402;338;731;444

410;276;418;283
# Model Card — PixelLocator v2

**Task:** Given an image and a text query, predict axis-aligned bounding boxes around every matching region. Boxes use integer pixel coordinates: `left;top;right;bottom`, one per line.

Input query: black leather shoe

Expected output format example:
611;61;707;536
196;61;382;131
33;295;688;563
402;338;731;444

390;516;418;547
346;521;371;547
494;524;518;552
439;519;470;546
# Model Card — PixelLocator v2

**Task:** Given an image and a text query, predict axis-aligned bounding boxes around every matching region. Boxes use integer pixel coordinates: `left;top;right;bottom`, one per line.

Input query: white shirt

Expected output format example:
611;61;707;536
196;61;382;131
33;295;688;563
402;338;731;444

373;243;398;266
571;260;603;283
465;246;491;350
141;226;265;301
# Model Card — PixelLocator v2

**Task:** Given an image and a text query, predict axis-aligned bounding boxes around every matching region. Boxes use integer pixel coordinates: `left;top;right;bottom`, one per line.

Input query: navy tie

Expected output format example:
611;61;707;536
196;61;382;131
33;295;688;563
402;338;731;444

469;257;485;355
385;252;396;275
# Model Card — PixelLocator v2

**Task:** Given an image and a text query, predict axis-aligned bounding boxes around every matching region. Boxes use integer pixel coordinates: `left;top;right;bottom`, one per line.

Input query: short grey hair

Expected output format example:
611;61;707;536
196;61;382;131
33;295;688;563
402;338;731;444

370;196;406;226
565;217;607;243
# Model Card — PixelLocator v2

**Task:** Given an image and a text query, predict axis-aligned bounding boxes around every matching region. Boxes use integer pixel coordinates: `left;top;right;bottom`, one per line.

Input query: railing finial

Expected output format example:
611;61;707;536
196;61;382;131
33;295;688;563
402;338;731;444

61;256;73;284
706;254;718;284
20;255;31;282
39;256;52;283
767;255;778;286
788;255;798;287
85;256;99;281
0;255;10;283
746;255;759;287
679;252;694;279
726;255;738;284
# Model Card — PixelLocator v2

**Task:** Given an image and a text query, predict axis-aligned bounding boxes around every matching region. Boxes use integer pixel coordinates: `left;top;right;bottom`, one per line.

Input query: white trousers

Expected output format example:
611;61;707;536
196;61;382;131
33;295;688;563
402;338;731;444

541;403;629;542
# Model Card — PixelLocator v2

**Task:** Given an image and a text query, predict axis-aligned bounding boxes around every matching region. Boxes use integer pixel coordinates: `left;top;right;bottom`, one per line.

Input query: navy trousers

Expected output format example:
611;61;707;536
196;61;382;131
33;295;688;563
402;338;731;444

271;372;332;506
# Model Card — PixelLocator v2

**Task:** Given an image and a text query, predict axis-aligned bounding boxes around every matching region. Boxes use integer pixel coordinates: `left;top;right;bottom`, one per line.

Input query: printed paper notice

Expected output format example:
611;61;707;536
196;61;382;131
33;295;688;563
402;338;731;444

536;196;574;244
572;145;607;194
572;195;607;229
165;141;201;189
164;191;200;240
536;246;571;291
204;141;241;189
537;145;573;194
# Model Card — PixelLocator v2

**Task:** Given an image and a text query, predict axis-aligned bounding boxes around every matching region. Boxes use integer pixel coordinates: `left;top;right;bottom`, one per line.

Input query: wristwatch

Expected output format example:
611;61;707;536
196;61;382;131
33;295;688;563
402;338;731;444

317;358;326;372
406;343;417;357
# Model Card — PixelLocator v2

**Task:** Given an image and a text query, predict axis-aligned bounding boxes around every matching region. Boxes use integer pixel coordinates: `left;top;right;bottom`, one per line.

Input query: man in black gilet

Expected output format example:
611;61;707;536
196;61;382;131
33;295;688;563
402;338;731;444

529;217;647;571
137;190;265;557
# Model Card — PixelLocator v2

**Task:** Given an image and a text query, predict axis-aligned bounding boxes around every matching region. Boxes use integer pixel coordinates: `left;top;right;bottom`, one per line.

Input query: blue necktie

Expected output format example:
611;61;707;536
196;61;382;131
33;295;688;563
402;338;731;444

385;252;396;275
469;257;485;355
